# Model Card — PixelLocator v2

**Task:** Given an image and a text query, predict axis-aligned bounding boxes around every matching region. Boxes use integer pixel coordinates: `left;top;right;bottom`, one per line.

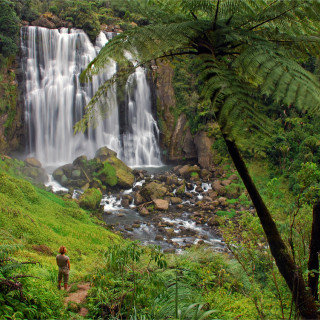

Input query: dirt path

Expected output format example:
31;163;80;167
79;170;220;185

64;282;90;317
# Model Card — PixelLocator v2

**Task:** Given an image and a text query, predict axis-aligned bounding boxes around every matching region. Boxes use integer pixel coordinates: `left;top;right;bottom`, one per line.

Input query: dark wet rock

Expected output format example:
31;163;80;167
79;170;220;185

132;224;140;228
121;199;130;208
134;192;146;205
195;186;204;193
186;182;193;190
155;235;164;241
185;192;193;198
133;185;142;192
133;169;145;180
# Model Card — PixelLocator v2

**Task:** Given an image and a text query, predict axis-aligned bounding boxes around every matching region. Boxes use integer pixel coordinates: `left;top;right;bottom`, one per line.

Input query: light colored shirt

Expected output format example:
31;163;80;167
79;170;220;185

56;254;69;271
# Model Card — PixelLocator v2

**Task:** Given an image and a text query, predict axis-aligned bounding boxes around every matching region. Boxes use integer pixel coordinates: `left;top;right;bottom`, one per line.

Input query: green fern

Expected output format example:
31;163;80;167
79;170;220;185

77;0;320;141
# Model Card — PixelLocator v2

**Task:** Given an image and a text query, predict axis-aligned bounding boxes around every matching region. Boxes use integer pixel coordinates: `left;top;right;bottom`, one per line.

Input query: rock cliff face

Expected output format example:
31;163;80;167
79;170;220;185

154;61;215;169
154;60;176;149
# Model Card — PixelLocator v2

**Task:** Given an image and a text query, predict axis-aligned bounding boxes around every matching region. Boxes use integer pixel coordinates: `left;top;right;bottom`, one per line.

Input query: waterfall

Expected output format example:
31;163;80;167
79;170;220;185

20;26;162;168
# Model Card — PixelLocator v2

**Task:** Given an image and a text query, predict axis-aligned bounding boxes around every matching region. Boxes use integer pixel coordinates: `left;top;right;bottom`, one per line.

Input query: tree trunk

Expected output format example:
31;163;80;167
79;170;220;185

222;135;319;319
308;201;320;300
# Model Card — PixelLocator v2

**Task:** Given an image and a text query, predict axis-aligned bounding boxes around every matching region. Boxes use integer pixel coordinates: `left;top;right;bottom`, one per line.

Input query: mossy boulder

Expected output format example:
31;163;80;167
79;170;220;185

78;188;102;210
140;181;168;201
52;147;134;190
94;147;134;189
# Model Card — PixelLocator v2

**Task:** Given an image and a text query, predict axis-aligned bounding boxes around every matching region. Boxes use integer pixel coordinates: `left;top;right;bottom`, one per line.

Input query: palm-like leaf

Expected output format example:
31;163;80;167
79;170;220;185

78;0;320;140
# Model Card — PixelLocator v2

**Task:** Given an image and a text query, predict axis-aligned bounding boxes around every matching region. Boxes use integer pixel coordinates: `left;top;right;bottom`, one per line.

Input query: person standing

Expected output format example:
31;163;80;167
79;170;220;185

56;246;70;290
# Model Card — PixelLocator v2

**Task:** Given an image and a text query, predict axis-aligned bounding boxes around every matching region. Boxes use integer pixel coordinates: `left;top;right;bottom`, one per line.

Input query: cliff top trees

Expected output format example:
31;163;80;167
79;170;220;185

79;1;320;318
0;0;20;58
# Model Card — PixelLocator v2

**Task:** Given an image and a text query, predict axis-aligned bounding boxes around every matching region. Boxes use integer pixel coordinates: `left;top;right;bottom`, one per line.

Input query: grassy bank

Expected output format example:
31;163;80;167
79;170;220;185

0;157;121;318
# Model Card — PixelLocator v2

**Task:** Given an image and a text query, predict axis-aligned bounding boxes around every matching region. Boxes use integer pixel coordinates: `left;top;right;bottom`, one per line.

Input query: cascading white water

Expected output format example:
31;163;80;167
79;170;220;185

21;26;162;167
121;68;162;166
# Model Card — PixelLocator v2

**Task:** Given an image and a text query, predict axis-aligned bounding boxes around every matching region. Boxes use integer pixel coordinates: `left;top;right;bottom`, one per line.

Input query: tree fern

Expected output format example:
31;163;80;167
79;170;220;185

78;0;320;139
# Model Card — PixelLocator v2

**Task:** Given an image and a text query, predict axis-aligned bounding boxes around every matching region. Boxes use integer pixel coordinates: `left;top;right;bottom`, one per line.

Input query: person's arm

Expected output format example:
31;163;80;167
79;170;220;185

67;258;70;270
56;256;59;266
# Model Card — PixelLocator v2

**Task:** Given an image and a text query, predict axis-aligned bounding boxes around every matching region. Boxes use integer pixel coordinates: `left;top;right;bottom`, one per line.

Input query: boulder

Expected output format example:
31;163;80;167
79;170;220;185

134;192;146;205
153;199;169;211
194;131;215;170
218;197;227;206
73;155;87;166
170;197;182;204
22;166;48;184
79;188;102;210
166;174;179;186
229;174;239;181
95;146;117;162
175;183;186;197
24;157;42;168
212;180;225;195
225;184;241;199
140;181;168;201
121;198;130;208
221;179;232;186
200;169;212;180
139;206;149;216
178;165;190;177
92;147;134;188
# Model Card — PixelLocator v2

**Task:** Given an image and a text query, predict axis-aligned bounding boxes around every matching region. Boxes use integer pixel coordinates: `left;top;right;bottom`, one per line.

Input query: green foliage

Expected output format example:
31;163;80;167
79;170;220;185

94;161;118;187
0;0;20;57
87;242;167;319
0;240;66;319
216;210;236;218
80;0;320;140
78;187;103;210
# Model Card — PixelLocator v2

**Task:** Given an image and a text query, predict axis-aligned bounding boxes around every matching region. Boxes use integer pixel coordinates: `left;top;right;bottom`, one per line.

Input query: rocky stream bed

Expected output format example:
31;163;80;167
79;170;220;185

23;146;254;253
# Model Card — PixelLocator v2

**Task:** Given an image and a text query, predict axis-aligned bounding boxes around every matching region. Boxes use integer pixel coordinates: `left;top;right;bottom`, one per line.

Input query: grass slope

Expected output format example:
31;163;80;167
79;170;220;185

0;158;121;318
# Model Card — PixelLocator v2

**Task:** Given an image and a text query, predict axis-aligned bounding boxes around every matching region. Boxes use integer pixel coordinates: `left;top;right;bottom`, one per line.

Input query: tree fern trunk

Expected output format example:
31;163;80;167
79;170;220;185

222;135;319;319
308;201;320;300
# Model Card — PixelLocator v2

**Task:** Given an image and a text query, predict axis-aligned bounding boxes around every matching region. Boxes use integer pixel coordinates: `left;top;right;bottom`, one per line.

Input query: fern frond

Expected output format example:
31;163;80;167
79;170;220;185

234;45;320;111
75;65;134;133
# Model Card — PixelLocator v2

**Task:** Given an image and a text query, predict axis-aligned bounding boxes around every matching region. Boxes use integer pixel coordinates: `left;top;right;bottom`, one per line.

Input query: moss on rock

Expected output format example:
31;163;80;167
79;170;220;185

79;188;102;210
